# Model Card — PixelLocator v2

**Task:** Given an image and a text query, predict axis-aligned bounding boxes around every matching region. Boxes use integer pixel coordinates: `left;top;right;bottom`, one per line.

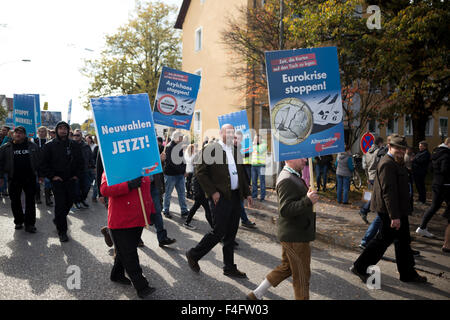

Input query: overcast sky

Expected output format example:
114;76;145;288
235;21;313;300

0;0;182;125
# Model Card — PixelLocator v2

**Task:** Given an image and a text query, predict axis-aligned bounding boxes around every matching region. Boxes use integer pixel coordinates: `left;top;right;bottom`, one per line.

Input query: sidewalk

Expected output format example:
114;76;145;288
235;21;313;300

245;189;450;280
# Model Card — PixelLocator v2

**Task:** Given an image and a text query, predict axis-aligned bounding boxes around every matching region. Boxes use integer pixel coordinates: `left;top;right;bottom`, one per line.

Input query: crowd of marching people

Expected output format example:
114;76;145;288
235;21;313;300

0;121;448;300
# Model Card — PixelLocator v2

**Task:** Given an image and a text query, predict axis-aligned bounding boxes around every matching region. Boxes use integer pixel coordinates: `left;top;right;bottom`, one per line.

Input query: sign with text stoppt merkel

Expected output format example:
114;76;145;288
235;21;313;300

265;47;345;161
91;94;163;186
13;94;37;137
152;66;201;130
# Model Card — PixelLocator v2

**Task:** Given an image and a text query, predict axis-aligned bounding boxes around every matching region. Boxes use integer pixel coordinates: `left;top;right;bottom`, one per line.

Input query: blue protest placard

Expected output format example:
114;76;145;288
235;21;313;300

265;47;345;161
91;93;163;186
13;94;37;137
152;66;201;130
30;94;41;127
23;94;41;127
218;110;253;155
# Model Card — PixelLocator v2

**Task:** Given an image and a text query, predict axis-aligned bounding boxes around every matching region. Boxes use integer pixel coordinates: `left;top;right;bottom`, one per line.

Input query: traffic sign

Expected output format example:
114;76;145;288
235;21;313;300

361;132;375;154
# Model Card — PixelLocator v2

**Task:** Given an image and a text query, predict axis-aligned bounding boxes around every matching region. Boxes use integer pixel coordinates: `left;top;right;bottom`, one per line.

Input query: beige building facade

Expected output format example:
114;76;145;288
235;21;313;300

175;0;250;143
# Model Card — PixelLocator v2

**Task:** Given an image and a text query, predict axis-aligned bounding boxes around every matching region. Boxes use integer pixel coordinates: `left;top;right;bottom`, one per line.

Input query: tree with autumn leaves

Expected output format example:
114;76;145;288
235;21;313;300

222;0;449;149
82;1;181;110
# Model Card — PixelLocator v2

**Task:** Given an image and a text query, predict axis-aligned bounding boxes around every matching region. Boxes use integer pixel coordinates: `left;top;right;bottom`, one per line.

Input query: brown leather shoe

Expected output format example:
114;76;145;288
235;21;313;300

246;292;260;300
101;227;113;247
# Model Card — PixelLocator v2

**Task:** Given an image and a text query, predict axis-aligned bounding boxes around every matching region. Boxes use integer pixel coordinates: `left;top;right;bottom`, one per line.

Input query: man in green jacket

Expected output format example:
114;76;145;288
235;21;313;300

247;157;318;300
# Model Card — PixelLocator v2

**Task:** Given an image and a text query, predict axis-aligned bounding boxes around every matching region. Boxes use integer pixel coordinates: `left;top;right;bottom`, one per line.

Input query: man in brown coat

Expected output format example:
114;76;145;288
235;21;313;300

351;134;427;284
185;124;253;278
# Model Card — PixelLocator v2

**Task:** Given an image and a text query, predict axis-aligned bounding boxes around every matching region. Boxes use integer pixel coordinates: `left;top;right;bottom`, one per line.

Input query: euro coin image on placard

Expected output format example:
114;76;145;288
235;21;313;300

271;97;313;145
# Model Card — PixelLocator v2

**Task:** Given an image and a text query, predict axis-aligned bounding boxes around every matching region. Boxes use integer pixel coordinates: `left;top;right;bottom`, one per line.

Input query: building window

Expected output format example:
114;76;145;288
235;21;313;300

368;119;379;135
195;27;202;52
386;118;398;136
439;117;448;138
425;116;434;136
404;115;413;136
195;69;202;91
194;110;201;133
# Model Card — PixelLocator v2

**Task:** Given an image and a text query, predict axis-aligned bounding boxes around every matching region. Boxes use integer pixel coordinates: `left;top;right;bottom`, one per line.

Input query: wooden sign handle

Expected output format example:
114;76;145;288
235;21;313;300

308;157;316;213
308;157;315;191
137;186;150;230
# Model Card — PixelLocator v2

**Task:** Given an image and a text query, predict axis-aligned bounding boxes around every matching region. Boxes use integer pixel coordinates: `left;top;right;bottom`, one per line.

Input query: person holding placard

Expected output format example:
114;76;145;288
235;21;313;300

100;173;157;299
248;158;318;300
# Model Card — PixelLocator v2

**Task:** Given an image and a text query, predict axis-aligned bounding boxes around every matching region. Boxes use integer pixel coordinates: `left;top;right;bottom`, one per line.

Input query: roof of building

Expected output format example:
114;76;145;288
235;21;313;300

174;0;191;29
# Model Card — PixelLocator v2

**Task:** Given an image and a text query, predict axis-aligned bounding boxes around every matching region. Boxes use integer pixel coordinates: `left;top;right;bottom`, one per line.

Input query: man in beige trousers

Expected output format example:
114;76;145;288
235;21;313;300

247;157;318;300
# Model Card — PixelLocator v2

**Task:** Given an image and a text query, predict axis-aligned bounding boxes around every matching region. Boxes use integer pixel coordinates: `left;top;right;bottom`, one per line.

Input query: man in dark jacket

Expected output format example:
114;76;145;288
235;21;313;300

186;124;252;278
416;138;450;238
72;129;93;209
351;134;427;284
162;130;188;218
0;126;40;233
412;141;431;203
40;121;83;242
248;158;318;300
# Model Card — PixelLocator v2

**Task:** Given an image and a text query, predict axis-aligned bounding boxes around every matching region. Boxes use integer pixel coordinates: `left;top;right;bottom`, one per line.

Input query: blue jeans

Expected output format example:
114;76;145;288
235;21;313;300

361;214;382;246
44;178;52;189
74;171;91;202
316;164;329;190
0;174;8;193
150;186;167;243
360;180;374;215
251;166;266;200
90;169;98;199
240;200;250;223
163;174;188;214
336;175;350;203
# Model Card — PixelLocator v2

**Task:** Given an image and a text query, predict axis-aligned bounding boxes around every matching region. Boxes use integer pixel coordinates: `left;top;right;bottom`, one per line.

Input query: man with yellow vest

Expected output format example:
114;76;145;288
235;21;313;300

251;134;267;202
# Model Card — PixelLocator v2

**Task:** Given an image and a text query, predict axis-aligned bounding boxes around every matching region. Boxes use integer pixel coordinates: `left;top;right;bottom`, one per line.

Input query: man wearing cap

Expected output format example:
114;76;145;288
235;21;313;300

40;121;83;242
350;134;427;284
0;126;40;233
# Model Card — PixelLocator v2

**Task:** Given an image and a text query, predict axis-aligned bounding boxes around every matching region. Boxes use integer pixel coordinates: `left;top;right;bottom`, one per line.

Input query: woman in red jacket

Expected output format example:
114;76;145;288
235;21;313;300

100;172;156;299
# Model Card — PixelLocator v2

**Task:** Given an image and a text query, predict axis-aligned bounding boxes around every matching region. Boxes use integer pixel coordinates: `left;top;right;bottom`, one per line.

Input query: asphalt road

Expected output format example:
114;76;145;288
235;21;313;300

0;192;449;300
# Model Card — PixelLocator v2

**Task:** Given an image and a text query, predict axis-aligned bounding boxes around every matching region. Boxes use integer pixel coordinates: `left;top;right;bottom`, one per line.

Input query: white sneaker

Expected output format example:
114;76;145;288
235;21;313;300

416;227;435;238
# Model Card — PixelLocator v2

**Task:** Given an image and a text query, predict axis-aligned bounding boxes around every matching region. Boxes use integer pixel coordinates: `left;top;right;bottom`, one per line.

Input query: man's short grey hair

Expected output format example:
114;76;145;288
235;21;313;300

171;130;183;141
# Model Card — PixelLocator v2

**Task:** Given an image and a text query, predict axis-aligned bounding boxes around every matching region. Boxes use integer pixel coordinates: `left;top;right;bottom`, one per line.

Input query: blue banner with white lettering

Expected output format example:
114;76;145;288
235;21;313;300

265;47;345;161
30;94;41;127
91;93;163;186
218;110;253;155
23;94;41;127
152;66;201;130
13;94;37;137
